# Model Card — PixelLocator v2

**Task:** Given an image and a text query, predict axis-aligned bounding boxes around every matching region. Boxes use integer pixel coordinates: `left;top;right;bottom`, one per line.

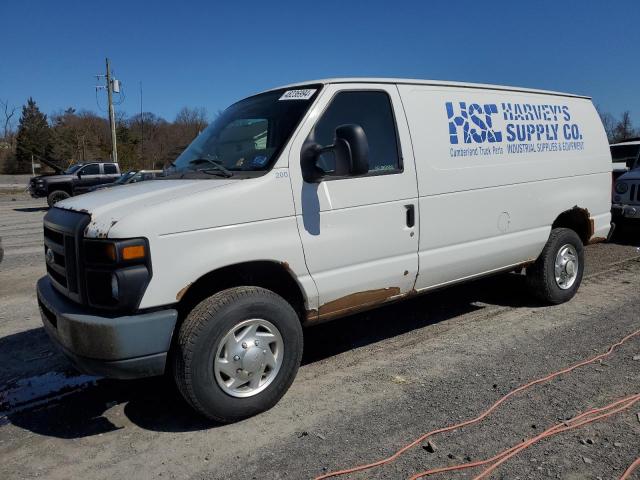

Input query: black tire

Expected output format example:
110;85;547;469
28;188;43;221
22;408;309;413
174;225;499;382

172;286;303;423
47;190;70;207
526;227;584;304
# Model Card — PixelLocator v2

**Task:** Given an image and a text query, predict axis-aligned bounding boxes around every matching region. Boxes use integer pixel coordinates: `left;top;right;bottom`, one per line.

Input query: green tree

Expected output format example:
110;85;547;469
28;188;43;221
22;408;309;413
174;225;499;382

50;108;77;165
15;98;51;173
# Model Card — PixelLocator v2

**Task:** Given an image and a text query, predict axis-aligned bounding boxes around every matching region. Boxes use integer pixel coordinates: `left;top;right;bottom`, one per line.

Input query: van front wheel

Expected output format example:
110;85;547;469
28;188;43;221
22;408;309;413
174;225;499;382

172;286;303;423
526;228;584;304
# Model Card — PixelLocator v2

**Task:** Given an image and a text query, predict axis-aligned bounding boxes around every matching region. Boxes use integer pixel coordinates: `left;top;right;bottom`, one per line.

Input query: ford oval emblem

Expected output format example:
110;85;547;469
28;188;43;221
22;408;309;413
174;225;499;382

45;247;55;265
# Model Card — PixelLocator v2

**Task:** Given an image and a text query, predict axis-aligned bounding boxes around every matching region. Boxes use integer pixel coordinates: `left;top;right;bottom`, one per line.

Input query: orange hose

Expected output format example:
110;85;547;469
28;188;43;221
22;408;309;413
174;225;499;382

620;457;640;480
471;394;640;480
313;327;640;480
408;393;640;479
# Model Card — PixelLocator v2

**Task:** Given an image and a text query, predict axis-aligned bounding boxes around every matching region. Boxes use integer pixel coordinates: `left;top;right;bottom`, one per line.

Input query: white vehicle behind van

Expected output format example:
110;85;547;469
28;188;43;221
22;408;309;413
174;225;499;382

37;78;611;422
611;138;640;181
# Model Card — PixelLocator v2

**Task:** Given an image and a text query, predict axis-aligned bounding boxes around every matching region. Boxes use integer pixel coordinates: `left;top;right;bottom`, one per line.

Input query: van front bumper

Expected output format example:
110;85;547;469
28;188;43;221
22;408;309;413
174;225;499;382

612;204;640;219
37;276;178;379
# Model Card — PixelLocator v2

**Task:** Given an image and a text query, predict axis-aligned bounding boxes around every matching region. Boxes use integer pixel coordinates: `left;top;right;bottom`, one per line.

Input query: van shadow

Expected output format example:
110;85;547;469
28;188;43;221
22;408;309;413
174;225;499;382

5;272;535;438
13;207;48;212
609;221;640;246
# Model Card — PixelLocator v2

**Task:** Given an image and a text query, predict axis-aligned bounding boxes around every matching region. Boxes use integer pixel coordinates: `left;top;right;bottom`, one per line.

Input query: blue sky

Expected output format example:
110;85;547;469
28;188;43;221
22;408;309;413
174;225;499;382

1;0;639;125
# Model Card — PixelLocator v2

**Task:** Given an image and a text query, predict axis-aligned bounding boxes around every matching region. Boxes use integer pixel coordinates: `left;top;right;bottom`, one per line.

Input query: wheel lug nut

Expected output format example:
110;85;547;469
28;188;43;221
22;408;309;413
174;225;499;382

236;368;242;374
233;355;240;361
242;342;247;349
254;340;259;346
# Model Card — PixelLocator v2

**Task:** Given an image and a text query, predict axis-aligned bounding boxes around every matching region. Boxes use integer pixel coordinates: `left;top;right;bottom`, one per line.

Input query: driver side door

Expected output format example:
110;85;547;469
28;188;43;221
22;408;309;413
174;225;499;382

73;163;101;194
288;84;419;322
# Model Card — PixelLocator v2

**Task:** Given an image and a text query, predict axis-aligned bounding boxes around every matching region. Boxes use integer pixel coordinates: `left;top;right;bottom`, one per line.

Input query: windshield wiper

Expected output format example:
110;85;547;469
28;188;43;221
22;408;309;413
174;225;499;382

188;158;233;178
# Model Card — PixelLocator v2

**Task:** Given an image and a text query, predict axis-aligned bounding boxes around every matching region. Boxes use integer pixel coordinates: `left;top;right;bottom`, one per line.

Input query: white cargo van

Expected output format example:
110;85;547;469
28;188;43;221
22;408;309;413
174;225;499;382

37;78;611;422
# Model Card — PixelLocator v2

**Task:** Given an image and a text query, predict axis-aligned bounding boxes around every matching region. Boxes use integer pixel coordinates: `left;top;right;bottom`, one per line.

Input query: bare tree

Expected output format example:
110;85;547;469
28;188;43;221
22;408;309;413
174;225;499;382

596;105;616;143
613;111;636;143
0;99;17;140
175;107;208;140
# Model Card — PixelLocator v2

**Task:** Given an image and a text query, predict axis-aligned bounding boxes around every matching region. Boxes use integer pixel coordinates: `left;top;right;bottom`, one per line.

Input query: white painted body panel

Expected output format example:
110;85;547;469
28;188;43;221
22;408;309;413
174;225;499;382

58;171;317;310
287;84;419;318
397;84;611;290
54;78;612;318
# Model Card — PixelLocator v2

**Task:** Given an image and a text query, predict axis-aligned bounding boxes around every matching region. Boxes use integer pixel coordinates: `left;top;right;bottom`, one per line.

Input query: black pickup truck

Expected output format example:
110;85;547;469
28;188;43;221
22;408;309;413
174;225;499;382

28;161;121;207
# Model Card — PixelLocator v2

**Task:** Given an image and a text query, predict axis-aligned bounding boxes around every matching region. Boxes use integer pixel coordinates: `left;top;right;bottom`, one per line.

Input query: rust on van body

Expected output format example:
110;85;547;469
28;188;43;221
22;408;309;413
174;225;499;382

306;287;402;323
589;236;607;244
176;283;193;301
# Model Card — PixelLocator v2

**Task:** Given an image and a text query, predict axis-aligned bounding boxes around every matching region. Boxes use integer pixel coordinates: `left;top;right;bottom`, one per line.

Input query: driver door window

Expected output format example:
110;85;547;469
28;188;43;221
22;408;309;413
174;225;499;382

80;164;100;175
307;91;401;176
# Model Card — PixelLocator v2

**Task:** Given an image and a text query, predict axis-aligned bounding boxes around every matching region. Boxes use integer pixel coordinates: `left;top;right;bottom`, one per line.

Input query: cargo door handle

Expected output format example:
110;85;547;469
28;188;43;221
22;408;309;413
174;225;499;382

405;204;415;228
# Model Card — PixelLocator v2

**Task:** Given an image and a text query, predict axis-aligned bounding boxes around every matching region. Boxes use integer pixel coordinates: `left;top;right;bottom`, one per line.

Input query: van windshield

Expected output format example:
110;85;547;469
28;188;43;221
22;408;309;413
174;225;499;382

611;144;640;170
166;86;321;178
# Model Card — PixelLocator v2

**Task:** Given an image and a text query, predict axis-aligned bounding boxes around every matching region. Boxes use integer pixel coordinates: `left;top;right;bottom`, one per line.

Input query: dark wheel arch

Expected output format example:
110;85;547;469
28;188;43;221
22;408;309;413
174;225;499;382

177;260;308;323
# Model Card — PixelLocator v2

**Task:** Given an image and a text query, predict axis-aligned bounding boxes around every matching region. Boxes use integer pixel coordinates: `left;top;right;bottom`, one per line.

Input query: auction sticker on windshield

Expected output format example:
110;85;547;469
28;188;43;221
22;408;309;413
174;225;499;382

279;89;316;101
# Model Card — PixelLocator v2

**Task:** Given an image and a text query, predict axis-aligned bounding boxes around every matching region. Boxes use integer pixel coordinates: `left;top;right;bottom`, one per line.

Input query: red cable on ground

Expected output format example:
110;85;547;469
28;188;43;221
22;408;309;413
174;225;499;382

313;327;640;480
620;457;640;480
471;394;640;480
408;393;640;480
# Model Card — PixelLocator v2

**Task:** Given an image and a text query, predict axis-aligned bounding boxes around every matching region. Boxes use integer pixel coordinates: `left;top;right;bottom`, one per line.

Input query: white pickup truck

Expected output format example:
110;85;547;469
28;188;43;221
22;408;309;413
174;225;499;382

37;78;612;422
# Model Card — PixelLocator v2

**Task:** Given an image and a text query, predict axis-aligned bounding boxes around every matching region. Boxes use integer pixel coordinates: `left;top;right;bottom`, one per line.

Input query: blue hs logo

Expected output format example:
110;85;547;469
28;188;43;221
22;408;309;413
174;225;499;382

446;102;502;145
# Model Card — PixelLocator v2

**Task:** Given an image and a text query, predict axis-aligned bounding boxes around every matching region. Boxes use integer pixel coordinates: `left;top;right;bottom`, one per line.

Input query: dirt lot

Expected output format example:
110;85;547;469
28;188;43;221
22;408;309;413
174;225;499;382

1;192;639;480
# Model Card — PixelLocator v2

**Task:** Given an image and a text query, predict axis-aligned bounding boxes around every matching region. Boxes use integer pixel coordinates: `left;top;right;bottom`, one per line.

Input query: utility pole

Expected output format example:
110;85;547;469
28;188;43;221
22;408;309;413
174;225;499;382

105;58;118;163
140;81;144;167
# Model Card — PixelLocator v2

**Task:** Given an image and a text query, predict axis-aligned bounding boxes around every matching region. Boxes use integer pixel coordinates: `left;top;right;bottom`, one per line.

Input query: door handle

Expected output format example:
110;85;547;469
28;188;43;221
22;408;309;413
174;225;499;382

405;204;415;228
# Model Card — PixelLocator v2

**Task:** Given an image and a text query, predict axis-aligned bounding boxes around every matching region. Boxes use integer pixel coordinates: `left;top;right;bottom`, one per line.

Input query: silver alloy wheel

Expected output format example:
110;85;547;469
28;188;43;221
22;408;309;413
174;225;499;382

554;243;579;290
214;318;284;398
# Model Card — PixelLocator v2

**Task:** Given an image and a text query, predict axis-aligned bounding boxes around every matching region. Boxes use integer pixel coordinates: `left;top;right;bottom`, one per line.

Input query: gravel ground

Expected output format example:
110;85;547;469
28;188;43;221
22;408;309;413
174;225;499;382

1;193;639;480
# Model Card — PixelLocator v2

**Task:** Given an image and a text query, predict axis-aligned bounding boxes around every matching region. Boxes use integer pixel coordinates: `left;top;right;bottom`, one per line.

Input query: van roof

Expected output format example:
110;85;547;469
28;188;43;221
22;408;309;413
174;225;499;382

269;78;591;100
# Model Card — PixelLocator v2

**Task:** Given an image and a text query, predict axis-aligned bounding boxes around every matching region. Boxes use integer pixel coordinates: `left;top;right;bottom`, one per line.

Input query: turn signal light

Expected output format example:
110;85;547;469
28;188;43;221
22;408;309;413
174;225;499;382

122;245;145;260
105;243;117;261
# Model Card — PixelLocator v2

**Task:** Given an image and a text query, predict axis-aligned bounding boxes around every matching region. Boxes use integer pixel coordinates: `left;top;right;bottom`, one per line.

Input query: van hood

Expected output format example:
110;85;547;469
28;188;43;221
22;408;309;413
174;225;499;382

55;179;236;237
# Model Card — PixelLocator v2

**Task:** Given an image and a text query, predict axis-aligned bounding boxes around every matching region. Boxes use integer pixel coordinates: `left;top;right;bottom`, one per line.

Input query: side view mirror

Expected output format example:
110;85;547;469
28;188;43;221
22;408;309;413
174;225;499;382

77;171;82;178
301;124;369;183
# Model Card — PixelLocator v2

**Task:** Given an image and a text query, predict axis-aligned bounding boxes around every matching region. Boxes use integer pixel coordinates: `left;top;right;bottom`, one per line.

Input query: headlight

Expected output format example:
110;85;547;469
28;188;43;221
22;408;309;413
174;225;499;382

615;182;628;194
83;238;151;310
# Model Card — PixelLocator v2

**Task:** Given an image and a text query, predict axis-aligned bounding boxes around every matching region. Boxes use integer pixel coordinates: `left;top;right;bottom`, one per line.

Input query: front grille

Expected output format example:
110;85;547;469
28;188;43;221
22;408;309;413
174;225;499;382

44;226;64;244
44;226;77;292
630;183;640;203
43;208;90;304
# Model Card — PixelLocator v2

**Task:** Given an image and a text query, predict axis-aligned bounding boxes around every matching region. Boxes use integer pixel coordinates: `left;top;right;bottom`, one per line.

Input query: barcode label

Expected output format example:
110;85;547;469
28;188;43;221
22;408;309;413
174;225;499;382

279;89;317;101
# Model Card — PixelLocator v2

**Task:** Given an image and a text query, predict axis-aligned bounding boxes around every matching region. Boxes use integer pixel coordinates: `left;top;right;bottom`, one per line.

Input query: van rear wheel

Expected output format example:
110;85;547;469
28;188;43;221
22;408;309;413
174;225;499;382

526;227;584;304
172;286;303;423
